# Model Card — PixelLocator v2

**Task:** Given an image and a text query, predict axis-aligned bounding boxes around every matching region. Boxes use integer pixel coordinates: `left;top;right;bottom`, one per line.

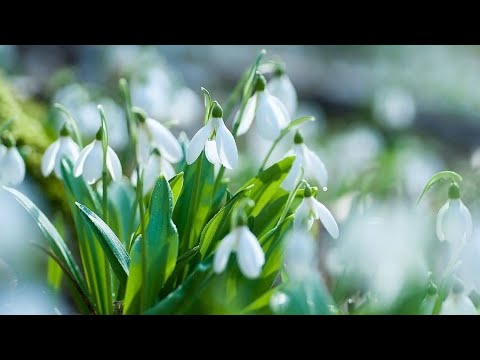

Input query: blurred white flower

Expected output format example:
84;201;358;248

169;87;203;127
267;69;297;116
326;202;430;307
282;132;328;191
214;225;265;279
74;136;122;184
136;116;183;166
41;126;80;178
237;74;290;140
132;149;176;195
0;142;25;187
436;184;472;247
374;87;416;129
187;104;238;169
131;66;173;120
440;292;477;315
295;190;339;238
284;229;317;280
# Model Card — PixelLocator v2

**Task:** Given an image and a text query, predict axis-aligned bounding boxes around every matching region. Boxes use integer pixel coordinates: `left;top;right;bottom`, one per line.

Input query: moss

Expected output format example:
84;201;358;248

0;73;69;213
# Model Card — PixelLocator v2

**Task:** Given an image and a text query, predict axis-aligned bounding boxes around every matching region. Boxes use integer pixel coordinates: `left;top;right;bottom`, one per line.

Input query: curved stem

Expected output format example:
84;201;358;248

182;154;204;248
136;167;148;311
54;103;84;147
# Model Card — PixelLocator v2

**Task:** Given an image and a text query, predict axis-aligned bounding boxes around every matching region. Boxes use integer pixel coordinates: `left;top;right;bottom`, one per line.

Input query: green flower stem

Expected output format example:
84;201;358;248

136;167;148;312
54;103;84;147
182;154;203;248
277;168;304;227
258;131;289;173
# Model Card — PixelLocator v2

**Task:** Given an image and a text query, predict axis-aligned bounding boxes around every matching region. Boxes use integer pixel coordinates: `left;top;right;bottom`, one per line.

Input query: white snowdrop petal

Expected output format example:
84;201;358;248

2;148;26;186
146;118;183;163
268;75;297;116
237;226;265;279
136;127;151;165
440;293;477;315
41;140;61;177
204;139;221;165
293;198;311;230
74;141;95;178
214;232;237;274
303;145;328;188
460;201;473;242
107;147;122;182
255;92;283;140
312;198;339;239
216;119;238;169
237;95;257;136
143;155;162;195
81;141;104;184
268;93;291;128
186;123;211;165
436;201;449;242
282;155;302;191
160;157;176;181
53;137;80;178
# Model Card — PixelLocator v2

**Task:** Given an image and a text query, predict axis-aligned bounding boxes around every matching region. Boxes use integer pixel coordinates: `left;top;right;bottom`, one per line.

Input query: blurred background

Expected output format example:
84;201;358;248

2;45;480;314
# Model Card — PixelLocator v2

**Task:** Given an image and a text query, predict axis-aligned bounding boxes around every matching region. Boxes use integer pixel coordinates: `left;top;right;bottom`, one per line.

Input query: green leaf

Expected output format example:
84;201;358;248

169;172;184;207
108;180;138;247
132;172;184;241
239;156;295;217
76;202;130;286
273;275;334;315
282;116;315;134
0;117;14;134
3;186;91;310
201;87;212;109
61;159;112;314
47;212;66;292
124;176;179;314
174;153;215;253
199;186;252;259
144;257;214;315
417;170;463;205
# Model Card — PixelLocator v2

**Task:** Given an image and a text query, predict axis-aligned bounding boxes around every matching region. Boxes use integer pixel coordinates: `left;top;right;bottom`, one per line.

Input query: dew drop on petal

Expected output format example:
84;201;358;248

323;186;328;192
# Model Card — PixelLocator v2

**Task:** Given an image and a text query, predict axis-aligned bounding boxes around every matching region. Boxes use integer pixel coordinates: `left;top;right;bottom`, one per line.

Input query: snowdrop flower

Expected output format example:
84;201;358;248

41;125;80;178
440;280;477;315
214;220;265;279
132;148;176;195
294;183;339;238
186;102;238;169
0;133;25;187
237;74;290;140
282;131;328;191
135;109;183;166
267;66;297;116
74;128;122;184
436;183;472;247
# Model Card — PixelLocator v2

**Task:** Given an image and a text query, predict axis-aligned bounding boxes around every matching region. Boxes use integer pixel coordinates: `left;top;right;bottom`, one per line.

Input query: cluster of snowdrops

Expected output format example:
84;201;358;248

0;50;474;314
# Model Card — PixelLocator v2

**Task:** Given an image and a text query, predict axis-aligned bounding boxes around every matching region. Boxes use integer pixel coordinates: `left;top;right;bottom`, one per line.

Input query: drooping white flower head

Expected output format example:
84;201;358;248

436;183;472;248
74;128;122;184
267;66;297;117
41;125;80;178
135;111;183;166
131;148;176;195
214;224;265;279
237;74;290;141
284;229;317;280
440;280;477;315
0;134;25;187
186;102;238;169
294;184;339;239
282;131;328;191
